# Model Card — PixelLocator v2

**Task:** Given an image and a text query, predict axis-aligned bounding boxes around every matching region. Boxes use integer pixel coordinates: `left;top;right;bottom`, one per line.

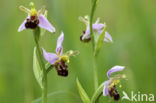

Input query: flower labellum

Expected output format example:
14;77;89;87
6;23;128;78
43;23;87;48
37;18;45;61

43;32;78;76
80;30;91;43
103;66;125;101
18;2;55;33
108;85;120;101
54;59;68;76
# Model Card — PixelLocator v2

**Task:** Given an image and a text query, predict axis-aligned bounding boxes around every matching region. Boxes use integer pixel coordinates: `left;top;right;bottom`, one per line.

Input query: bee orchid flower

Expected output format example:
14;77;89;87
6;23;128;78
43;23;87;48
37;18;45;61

79;16;112;43
42;32;78;76
18;2;55;33
103;66;125;101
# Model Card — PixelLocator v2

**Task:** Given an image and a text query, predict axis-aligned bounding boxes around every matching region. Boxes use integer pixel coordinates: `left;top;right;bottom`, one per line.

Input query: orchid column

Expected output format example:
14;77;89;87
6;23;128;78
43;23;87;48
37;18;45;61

18;2;55;103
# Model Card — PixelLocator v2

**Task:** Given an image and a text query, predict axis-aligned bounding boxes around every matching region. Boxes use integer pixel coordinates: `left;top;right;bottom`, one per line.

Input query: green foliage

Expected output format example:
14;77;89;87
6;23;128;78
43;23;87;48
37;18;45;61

91;82;104;103
33;47;43;88
76;78;91;103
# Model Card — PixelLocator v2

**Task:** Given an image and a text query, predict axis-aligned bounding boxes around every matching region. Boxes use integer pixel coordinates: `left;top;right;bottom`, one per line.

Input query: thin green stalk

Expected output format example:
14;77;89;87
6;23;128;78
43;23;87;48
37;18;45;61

90;0;97;49
93;55;98;91
46;65;54;74
33;28;47;103
90;0;98;91
42;76;47;103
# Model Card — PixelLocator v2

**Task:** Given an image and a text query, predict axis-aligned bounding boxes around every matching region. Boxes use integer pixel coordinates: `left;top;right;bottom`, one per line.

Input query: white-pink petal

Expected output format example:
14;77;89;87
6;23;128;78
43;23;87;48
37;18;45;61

18;20;26;32
56;32;64;55
104;31;113;43
42;48;58;64
38;14;56;33
107;66;125;78
103;81;110;96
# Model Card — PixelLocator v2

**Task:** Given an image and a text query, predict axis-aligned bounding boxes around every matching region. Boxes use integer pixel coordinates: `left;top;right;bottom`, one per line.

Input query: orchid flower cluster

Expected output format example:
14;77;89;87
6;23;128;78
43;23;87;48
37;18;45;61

76;15;126;102
18;2;78;103
18;2;77;76
76;1;127;102
18;1;127;103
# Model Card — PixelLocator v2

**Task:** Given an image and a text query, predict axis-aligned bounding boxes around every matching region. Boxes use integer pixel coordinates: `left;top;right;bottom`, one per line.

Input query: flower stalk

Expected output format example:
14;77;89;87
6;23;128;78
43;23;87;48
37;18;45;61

46;63;54;74
93;55;98;91
90;0;97;49
90;0;98;91
33;27;47;103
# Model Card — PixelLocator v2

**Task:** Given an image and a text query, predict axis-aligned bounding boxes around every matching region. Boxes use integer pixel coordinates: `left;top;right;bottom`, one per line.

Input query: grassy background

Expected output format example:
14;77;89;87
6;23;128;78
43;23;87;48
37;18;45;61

0;0;156;103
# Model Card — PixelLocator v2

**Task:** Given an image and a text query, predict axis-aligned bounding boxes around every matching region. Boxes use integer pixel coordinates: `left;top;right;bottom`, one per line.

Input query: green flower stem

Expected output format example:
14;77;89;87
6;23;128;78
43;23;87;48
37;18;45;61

93;55;98;91
90;0;98;91
46;64;54;74
90;0;97;49
33;27;47;103
42;77;47;103
91;82;104;103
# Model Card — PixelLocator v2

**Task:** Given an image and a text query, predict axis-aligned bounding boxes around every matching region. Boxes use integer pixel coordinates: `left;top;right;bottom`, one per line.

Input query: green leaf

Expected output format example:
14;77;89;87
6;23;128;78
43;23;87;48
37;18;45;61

91;82;104;103
94;27;106;56
33;47;43;88
76;78;91;103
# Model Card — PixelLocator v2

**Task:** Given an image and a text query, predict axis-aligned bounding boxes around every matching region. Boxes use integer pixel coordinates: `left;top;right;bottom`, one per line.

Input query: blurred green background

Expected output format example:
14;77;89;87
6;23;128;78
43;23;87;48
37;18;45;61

0;0;156;103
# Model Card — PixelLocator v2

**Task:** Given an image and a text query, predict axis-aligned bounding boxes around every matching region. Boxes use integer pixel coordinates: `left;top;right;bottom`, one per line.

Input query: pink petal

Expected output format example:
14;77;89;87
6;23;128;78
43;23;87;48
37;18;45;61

18;20;26;32
104;31;113;43
92;23;104;31
42;48;58;64
56;32;64;55
103;81;110;96
38;14;56;33
107;66;125;78
82;23;104;40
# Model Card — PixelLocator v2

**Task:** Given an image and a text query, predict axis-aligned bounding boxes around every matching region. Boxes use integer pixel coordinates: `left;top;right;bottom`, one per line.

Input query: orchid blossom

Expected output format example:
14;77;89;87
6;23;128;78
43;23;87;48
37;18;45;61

43;32;78;76
18;2;55;33
103;66;125;101
79;16;112;43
